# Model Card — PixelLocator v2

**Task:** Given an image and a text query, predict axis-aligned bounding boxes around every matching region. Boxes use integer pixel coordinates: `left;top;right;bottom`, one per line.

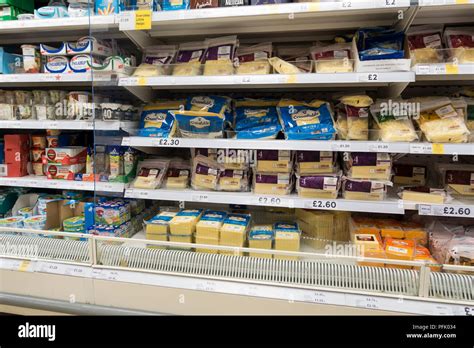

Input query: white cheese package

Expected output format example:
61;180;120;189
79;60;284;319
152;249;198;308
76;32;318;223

191;155;224;191
133;45;177;77
268;57;301;74
436;163;474;197
233;99;281;139
203;35;239;76
131;159;170;189
256;150;293;173
295;150;335;174
406;25;444;64
277;99;336;140
173;110;225;138
444;27;474;63
191;148;218;161
218;169;250;192
236;42;272;75
296;171;342;199
310;42;353;73
218;149;251;170
164;159;191;189
370;99;419;142
172;41;208;76
398;186;451;204
410;96;470;143
335;95;373;141
343;152;392;181
253;172;294;196
342;178;391;201
66;36;114;57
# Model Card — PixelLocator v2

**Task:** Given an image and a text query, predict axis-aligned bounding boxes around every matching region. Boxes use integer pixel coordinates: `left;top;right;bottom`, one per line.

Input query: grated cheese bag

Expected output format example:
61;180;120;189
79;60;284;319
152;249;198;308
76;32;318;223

336;95;373;140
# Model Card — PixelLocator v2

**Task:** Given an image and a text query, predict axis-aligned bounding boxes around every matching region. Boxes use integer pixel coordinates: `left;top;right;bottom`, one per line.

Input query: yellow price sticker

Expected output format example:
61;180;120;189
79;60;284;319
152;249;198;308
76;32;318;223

137;77;147;86
446;64;459;75
455;0;468;4
135;10;152;30
307;3;320;11
432;144;445;155
19;260;30;272
286;75;298;84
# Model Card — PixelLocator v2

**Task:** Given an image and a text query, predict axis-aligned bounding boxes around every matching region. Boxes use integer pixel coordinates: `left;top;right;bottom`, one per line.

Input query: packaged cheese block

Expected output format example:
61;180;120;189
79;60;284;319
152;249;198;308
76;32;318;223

169;209;203;236
350;216;380;236
437;164;474;196
256;150;293;173
237;60;271;75
218;169;250;192
411;97;470;143
277;99;336;140
145;211;177;235
203;60;234;76
220;213;251;246
295;151;335;174
234;99;281;140
370;99;419;142
196;210;227;239
138;101;182;138
402;221;427;245
358;249;386;268
236;42;272;75
132;159;170;189
248;225;274;258
296;172;341;199
296;210;333;249
169;234;194;250
385;237;415;263
165;167;190;189
445;27;474;63
195;235;219;254
400;186;448;204
173;110;225;138
414;246;440;271
352;233;382;251
335;95;373;141
344;152;392;180
172;41;208;76
218;149;251;170
192;148;218;161
310;42;353;73
393;164;427;186
203;36;238;76
274;222;301;260
268;57;301;74
377;220;404;239
191;155;223;191
253;172;293;195
133;63;168;77
172;62;202;76
407;25;444;64
343;179;388;201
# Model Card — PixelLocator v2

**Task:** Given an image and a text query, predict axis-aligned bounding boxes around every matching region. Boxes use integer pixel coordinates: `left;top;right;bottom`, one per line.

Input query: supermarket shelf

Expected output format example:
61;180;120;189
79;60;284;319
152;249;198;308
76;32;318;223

125;188;405;214
145;1;411;40
0;73;116;87
414;2;474;25
0;120;136;131
404;199;474;219
0;176;125;193
119;72;415;91
414;63;474;83
0;15;120;44
122;136;474;155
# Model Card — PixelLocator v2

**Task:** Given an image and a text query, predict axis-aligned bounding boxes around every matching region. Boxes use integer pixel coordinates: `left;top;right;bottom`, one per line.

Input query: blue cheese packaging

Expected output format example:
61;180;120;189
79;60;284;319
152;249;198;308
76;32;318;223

234;98;281;139
138;101;183;137
277;99;336;140
356;27;405;61
185;95;229;115
173;110;225;138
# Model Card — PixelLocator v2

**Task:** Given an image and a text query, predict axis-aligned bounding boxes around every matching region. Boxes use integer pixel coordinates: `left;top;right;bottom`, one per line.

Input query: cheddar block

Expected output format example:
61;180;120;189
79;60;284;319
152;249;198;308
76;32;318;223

296;173;340;199
296;209;334;249
274;222;301;260
295;151;335;174
401;187;447;204
253;172;292;195
248;225;274;259
377;220;404;239
344;153;392;181
385;238;415;269
145;211;177;235
169;209;203;235
349;217;380;236
352;233;383;252
414;246;441;272
268;57;301;74
402;221;428;246
191;155;222;191
256;150;293;173
445;169;474;196
196;210;227;239
169;234;193;250
393;164;427;186
165;168;190;189
333;211;350;242
343;179;387;201
146;233;168;250
220;213;251;247
195;235;219;254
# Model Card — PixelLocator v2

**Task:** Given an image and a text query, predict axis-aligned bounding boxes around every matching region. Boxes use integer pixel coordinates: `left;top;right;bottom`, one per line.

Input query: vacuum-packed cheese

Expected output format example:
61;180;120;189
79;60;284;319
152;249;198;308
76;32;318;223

253;172;293;195
169;209;203;235
296;172;341;199
145;211;177;235
274;222;301;260
191;155;223;191
236;42;272;75
440;165;474;196
248;225;274;258
220;213;251;246
393;164;426;186
400;186;448;204
343;178;388;201
344;152;392;180
268;57;301;74
336;95;373;141
218;169;249;192
256;150;293;173
295;150;335;174
377;220;404;239
384;238;415;269
196;210;227;239
195;235;219;254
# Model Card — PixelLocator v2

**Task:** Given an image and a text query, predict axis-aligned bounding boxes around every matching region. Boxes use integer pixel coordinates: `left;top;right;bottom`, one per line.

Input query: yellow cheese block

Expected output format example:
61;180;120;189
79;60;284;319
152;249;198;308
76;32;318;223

352;233;383;252
169;234;193;250
256;150;293;173
402;190;445;204
169;209;203;235
344;191;385;201
172;62;202;76
203;60;234;76
145;211;177;235
350;166;391;180
195;235;219;254
357;249;386;268
248;225;274;259
236;60;271;75
448;183;474;196
220;213;251;247
146;233;168;241
385;238;415;265
254;172;292;195
196;210;227;239
268;57;300;74
274;222;300;260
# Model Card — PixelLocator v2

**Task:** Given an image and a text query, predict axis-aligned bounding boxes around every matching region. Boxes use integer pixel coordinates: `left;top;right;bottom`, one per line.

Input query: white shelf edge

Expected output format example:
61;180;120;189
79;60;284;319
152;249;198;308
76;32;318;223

0;73;113;84
0;15;117;31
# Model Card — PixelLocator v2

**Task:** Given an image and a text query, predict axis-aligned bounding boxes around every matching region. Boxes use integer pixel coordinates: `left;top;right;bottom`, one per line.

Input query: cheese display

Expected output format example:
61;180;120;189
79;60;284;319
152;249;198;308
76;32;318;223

400;186;449;204
196;210;227;239
344;152;392;180
236;42;272;75
253;172;293;195
444;27;474;63
370;99;419;142
191;155;223;191
185;95;229;114
335;95;373;141
407;25;444;64
342;178;389;201
233;99;281;139
393;163;427;186
437;164;474;196
410;97;470;143
138;101;182;138
248;225;274;258
131;159;169;189
295;151;335;174
169;209;203;235
256;150;293;173
296;172;341;199
145;211;178;236
277;99;336;140
220;213;251;248
274;222;301;260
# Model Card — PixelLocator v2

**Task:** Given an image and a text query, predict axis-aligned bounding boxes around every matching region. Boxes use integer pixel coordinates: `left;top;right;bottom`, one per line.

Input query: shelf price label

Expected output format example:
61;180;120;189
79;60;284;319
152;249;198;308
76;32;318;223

419;204;473;218
356;296;380;310
331;142;351;151
368;143;390;152
119;10;151;31
359;73;379;82
464;306;474;316
255;196;283;206
152;138;180;147
384;0;397;6
309;200;337;210
410;143;433;154
192;194;209;202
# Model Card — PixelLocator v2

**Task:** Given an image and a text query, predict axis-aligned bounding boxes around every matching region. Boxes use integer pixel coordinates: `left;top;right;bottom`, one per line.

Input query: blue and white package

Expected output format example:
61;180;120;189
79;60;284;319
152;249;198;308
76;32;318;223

356;27;405;61
138;101;182;138
234;99;281;139
277;99;336;140
185;95;229;115
173;110;225;138
163;0;190;10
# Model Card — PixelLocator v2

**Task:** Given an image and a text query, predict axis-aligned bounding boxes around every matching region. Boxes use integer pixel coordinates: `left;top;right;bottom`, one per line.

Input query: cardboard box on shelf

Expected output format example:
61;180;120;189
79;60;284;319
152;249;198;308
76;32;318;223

44;199;94;231
4;134;30;177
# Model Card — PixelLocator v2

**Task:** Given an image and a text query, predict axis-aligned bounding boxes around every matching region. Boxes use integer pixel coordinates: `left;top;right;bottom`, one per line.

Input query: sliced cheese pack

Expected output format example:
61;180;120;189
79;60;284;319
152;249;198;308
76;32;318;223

295;150;335;174
256;150;293;173
169;234;194;250
437;164;474;196
165;166;190;189
169;209;203;236
218;169;250;192
173;110;225;138
253;172;293;195
132;159;170;189
220;213;251;248
196;210;227;239
296;171;341;199
344;152;392;181
145;211;177;235
310;42;353;73
343;178;389;201
191;155;223;191
248;225;274;258
277;99;336;140
138;101;183;138
393;163;427;186
274;222;301;260
296;209;334;249
195;235;219;254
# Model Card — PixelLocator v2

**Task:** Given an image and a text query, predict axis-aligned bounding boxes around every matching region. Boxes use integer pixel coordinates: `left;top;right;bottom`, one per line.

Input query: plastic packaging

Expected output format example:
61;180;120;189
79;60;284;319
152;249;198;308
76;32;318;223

233;98;281;139
276;45;312;72
370;98;419;142
236;42;272;75
173;41;208;76
203;36;238;76
268;57;301;74
398;186;451;204
310;43;353;73
295;150;335;174
253;172;293;195
185;95;229;114
163;0;190;10
131;159;170;189
296;171;342;199
23;215;47;230
356;27;405;61
0;216;24;229
191;155;224;191
406;25;444;64
342;178;390;201
444;27;474;63
138;101;182;138
336;95;373;140
164;159;191;189
436;163;474;196
343;152;392;181
277;99;336;140
218;169;250;192
173;110;225;138
256;150;293;173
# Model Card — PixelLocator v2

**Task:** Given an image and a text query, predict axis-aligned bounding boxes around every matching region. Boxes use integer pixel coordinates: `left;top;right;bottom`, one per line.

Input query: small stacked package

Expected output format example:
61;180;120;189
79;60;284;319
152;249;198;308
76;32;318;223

335;95;374;141
342;152;392;201
195;210;227;253
248;224;274;258
233;99;281;139
253;150;294;196
91;199;133;237
145;210;178;248
219;213;251;255
274;222;301;260
169;209;203;248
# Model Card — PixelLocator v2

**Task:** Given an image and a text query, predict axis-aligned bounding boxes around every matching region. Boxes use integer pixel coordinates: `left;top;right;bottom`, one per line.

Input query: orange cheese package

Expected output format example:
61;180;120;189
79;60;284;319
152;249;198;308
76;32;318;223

384;238;415;269
414;246;441;271
377;219;404;239
349;216;380;236
402;221;428;246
